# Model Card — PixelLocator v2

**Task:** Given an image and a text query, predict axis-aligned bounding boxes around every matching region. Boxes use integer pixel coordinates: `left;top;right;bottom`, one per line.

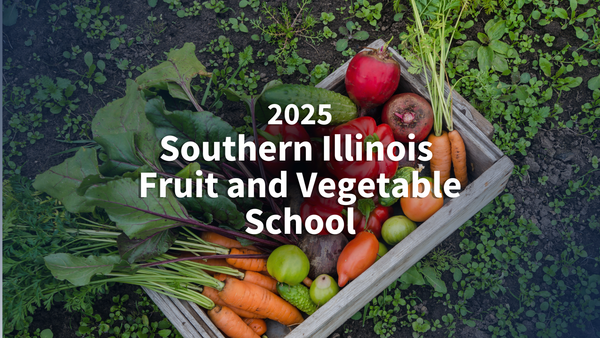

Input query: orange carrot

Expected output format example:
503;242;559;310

226;248;268;272
243;318;267;336
201;232;258;250
218;277;304;326
214;272;278;294
448;130;468;188
207;305;260;338
302;277;313;288
202;287;265;319
428;131;452;186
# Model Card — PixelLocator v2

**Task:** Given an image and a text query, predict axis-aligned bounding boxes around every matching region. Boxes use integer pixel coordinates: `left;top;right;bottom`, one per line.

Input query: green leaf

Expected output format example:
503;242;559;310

239;23;248;33
40;329;54;338
85;177;190;239
455;41;480;60
353;31;369;41
485;20;506;40
84;52;93;68
453;269;462;282
477;46;494;72
575;26;589;40
399;265;425;287
464;286;475;299
2;2;18;26
336;39;349;51
44;253;122;286
477;32;490;44
148;0;158;6
554;8;569;19
136;43;210;102
588;74;600;91
421;266;447;293
351;312;362;320
92;80;162;176
492;54;509;73
144;97;237;170
33;148;99;213
179;194;245;229
539;57;552;77
357;198;376;218
490;40;510;55
339;26;349;36
117;230;177;263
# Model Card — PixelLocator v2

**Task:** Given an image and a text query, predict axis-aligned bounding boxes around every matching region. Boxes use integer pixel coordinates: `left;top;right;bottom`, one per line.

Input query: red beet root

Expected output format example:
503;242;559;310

381;93;433;143
345;47;401;114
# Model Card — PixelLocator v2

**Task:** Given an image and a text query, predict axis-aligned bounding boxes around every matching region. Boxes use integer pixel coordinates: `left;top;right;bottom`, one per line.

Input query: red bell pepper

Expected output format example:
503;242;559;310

300;177;345;235
257;122;310;176
326;117;399;181
351;202;393;239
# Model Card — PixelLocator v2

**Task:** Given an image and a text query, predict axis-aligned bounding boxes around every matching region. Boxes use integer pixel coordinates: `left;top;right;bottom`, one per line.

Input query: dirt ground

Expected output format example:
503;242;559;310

3;0;600;337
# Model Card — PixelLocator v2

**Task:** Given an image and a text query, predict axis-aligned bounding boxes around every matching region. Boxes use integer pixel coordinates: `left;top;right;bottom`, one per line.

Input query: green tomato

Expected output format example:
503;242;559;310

267;245;310;285
376;242;388;261
309;274;339;306
381;215;417;245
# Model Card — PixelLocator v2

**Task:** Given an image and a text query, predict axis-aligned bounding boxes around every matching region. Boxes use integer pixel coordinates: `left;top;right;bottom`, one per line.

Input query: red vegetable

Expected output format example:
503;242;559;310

381;93;433;143
327;117;399;181
345;47;401;112
300;177;345;235
337;231;379;287
257;122;310;176
352;203;393;239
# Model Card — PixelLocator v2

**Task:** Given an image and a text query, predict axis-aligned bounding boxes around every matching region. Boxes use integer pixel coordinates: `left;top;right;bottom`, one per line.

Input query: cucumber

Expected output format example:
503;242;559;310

379;166;417;207
276;282;318;315
256;84;358;125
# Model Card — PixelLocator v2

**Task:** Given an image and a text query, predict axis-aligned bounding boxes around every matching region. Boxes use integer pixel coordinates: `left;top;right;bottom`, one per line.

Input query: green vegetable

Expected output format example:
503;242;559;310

277;282;318;315
267;245;310;285
379;166;417;207
256;84;358;124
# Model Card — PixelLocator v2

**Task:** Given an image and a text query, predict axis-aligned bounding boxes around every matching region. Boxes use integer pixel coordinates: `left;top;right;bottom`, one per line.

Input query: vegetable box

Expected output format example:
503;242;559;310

142;39;514;338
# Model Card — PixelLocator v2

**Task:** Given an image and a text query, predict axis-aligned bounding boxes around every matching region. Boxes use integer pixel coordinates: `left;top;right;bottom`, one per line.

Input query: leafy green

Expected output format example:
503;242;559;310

32;147;99;213
44;253;123;286
117;230;177;263
136;42;210;101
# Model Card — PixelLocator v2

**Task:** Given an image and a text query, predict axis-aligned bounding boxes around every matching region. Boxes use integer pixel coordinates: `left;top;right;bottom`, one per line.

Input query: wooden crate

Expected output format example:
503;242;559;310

143;39;514;338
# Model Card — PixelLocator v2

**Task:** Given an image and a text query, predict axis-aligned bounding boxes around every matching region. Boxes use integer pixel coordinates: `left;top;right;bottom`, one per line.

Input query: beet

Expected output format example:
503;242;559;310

345;47;401;114
381;93;433;143
298;233;348;279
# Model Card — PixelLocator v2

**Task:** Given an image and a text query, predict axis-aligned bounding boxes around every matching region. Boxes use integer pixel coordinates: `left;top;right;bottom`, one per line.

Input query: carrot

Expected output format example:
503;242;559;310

448;129;468;188
207;305;261;338
218;277;304;326
243;318;267;336
214;272;278;294
302;277;313;288
202;287;265;319
226;248;268;272
428;131;452;186
201;232;258;250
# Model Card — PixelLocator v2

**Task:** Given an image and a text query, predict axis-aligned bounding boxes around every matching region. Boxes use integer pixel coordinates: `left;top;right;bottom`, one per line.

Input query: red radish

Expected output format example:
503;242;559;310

381;93;433;143
345;45;401;114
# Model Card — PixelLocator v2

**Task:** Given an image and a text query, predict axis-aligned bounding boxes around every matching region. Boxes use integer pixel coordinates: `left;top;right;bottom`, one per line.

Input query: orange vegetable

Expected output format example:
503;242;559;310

427;131;451;186
400;178;444;222
226;248;268;272
201;232;258;250
448;130;468;188
218;277;304;326
302;277;313;288
243;318;268;336
213;271;277;294
207;305;260;338
202;287;265;319
337;231;379;287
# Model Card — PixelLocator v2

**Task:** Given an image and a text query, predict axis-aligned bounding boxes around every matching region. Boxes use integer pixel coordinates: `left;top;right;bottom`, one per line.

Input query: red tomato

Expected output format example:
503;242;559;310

351;204;393;239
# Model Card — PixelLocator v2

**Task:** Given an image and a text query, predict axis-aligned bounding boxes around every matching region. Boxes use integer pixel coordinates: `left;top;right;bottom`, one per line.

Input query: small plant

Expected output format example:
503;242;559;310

74;1;127;40
354;0;383;27
63;45;83;60
239;0;260;12
203;0;229;13
68;52;107;94
513;165;530;182
320;12;335;25
538;175;548;185
554;1;597;29
24;29;36;46
336;21;369;51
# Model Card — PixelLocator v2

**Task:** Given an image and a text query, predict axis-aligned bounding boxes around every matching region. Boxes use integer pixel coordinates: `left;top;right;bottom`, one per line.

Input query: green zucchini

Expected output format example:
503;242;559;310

276;282;318;315
256;84;358;125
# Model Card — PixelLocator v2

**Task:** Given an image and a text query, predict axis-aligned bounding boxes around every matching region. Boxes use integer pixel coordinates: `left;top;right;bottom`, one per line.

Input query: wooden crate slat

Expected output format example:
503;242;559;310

286;155;514;338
